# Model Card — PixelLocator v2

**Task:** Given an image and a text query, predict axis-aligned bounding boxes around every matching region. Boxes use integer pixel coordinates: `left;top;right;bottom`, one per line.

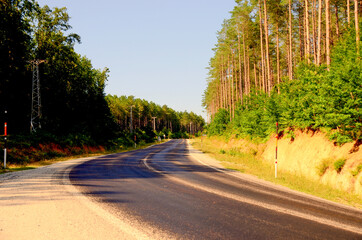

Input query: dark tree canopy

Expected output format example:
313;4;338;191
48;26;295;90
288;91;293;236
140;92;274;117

0;1;204;147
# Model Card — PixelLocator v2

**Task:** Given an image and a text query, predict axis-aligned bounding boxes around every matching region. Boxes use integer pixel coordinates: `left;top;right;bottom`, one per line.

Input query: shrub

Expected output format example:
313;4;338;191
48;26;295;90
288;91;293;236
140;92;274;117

207;109;230;136
317;158;333;176
351;164;362;177
334;159;346;173
228;148;239;156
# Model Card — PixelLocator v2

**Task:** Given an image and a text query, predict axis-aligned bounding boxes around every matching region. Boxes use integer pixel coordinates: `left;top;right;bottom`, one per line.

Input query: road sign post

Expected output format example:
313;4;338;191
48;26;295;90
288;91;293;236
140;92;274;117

3;110;7;169
275;122;278;178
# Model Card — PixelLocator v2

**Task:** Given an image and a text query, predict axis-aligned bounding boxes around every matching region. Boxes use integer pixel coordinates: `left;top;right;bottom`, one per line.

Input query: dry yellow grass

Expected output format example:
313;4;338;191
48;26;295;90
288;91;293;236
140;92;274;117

262;131;362;196
191;134;362;208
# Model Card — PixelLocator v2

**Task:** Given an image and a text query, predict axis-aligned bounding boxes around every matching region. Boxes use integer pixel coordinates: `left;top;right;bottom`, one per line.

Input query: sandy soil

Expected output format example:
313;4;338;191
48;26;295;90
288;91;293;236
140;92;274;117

262;131;362;196
0;156;152;240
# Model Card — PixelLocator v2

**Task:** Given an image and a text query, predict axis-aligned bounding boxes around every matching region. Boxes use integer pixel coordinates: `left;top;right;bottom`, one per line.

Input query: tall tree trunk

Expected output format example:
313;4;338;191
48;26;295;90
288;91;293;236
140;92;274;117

288;0;293;80
326;0;331;66
305;0;310;63
221;59;223;110
312;0;317;64
258;62;262;91
259;1;266;91
254;63;257;94
231;53;235;119
228;55;232;120
219;68;223;109
335;4;340;39
237;26;243;105
276;24;280;93
348;0;350;24
233;55;238;104
355;0;360;54
299;7;304;61
243;32;248;95
218;84;221;111
263;0;271;94
247;54;250;93
221;55;223;109
317;0;322;65
287;39;290;78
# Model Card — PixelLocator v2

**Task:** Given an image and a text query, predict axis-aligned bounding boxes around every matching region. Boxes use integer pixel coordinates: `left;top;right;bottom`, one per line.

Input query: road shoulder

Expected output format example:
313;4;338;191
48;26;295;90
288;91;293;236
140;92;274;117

0;155;148;240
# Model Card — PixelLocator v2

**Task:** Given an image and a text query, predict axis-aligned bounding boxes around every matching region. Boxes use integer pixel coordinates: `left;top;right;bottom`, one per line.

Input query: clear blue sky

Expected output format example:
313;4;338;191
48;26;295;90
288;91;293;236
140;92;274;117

36;0;236;119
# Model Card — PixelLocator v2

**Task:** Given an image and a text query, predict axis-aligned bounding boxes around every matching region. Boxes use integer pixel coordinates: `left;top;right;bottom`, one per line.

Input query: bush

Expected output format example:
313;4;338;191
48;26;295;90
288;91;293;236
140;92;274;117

351;164;362;177
334;159;346;173
317;158;333;176
207;109;230;136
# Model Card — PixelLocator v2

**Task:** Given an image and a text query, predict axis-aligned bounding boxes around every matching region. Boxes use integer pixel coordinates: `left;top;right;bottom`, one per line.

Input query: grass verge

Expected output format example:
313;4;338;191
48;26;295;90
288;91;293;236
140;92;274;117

191;137;362;209
0;141;165;175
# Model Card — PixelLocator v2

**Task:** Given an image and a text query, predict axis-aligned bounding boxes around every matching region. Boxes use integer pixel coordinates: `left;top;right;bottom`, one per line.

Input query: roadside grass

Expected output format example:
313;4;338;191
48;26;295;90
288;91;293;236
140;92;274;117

351;164;362;177
191;137;362;209
317;158;334;176
0;141;165;175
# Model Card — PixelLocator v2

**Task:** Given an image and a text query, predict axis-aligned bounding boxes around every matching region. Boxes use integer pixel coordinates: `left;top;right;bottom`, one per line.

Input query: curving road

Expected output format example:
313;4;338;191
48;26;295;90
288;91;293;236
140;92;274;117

70;139;362;239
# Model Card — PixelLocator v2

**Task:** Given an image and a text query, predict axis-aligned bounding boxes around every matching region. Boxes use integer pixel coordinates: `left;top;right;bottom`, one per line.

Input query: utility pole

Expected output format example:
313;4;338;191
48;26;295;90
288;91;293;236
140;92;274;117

30;60;46;133
152;117;157;131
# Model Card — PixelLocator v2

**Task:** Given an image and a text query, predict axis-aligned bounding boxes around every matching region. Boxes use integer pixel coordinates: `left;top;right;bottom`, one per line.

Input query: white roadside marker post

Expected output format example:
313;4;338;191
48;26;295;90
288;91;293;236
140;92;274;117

3;110;7;169
275;122;278;178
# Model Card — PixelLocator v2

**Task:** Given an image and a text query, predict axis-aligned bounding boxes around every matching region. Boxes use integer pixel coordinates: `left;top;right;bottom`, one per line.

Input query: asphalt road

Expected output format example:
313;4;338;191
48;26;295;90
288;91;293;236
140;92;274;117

70;139;362;239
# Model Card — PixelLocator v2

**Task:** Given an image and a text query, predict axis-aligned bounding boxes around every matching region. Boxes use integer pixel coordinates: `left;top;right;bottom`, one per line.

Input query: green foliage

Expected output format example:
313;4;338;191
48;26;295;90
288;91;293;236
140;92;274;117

351;164;362;177
106;95;205;139
334;159;347;173
0;1;118;143
207;109;229;136
317;158;333;176
0;0;34;132
207;31;361;145
0;0;205;165
231;92;280;140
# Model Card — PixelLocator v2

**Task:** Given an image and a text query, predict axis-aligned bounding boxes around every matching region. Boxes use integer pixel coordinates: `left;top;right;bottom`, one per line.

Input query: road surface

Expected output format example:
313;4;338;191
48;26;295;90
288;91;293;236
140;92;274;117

70;139;362;239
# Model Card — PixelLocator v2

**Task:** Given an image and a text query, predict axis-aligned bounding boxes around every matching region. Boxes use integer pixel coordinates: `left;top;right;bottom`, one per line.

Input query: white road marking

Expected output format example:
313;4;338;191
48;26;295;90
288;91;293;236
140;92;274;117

142;140;362;235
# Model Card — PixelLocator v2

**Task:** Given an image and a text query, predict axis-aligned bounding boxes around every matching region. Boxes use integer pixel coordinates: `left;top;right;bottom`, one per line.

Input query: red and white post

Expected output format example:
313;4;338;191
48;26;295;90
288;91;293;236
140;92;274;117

3;110;7;169
275;122;278;178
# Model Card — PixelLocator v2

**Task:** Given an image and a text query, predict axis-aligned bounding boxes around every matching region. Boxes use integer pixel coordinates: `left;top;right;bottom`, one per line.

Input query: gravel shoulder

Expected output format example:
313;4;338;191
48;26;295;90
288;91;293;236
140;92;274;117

0;156;149;240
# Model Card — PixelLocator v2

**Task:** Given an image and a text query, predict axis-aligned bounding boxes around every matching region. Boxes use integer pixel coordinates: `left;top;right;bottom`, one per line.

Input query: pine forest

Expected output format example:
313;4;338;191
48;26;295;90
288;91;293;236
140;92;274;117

203;0;361;144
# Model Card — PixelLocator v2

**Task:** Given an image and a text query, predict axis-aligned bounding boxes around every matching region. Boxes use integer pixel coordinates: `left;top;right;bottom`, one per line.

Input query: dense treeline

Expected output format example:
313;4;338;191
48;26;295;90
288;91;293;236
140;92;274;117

0;0;204;165
1;0;115;143
106;95;205;141
204;0;361;143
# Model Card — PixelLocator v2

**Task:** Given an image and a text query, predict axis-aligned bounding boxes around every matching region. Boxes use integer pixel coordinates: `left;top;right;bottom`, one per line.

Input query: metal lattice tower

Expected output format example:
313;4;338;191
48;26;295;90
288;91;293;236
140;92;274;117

30;60;45;133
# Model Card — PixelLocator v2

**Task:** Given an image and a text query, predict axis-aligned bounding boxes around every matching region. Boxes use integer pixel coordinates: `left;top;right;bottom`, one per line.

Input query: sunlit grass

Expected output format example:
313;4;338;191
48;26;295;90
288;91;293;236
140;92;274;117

191;137;362;209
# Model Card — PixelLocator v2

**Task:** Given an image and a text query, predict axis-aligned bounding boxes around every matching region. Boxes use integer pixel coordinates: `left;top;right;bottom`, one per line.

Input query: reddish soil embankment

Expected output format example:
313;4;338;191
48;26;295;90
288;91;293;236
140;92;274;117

262;131;362;197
